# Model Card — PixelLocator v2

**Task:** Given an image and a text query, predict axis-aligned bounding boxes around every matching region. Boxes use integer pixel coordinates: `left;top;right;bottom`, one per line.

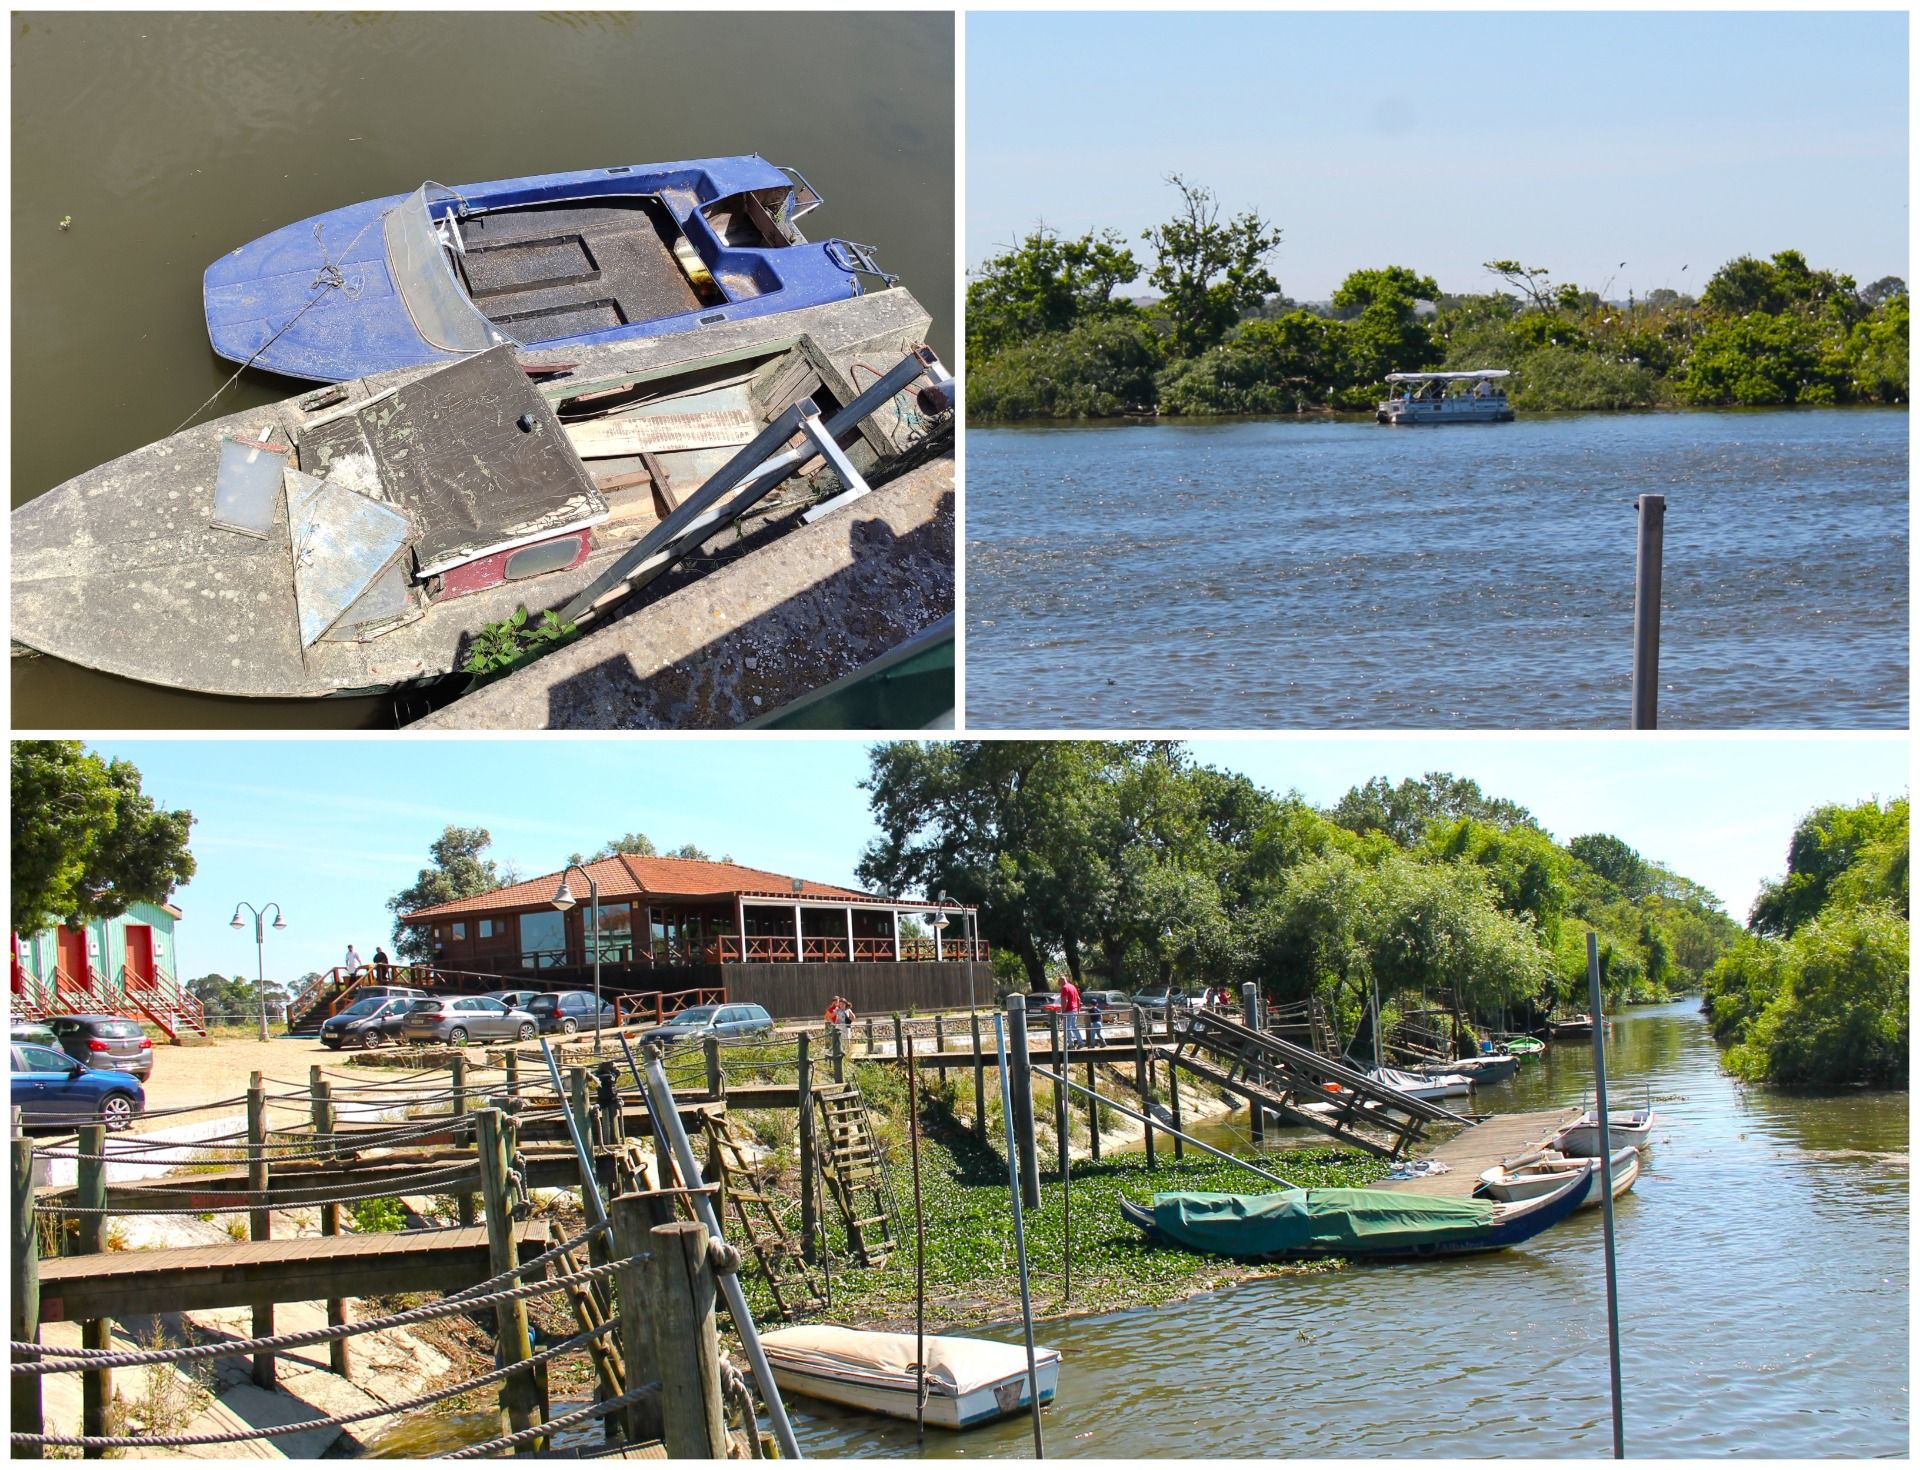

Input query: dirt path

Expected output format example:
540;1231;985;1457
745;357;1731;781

135;1036;390;1130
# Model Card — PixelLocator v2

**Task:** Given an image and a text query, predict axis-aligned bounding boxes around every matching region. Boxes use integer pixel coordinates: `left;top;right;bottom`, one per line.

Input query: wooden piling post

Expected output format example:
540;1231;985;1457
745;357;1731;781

451;1054;477;1227
477;1108;540;1446
312;1076;350;1376
828;1021;846;1084
893;1012;906;1064
1169;1057;1185;1161
971;1011;987;1140
1085;1050;1101;1162
1632;492;1667;731
568;1064;592;1149
796;1032;817;1263
865;1016;875;1055
503;1048;520;1104
610;1193;667;1446
1005;997;1040;1208
12;1137;42;1459
646;1220;727;1458
246;1072;274;1387
1134;1008;1155;1166
1242;983;1265;1143
933;1013;947;1087
702;1038;724;1100
76;1123;111;1458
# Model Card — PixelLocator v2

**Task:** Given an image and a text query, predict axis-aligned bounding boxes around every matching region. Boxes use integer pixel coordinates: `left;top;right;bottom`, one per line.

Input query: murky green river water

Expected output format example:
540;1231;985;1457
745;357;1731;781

10;10;952;728
792;999;1908;1458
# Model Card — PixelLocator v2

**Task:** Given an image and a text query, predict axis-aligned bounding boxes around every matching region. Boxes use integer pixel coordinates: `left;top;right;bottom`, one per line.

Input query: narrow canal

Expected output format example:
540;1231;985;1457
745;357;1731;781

966;409;1909;729
794;998;1909;1457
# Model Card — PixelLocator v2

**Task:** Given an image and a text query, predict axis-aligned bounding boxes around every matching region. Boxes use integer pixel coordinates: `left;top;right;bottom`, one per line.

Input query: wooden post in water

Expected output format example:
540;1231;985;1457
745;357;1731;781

971;1011;987;1139
646;1220;728;1458
1134;1007;1156;1165
477;1108;540;1446
13;1136;43;1459
797;1031;818;1263
610;1192;668;1446
1242;982;1265;1143
312;1075;350;1376
246;1072;274;1388
1631;493;1666;731
451;1054;477;1227
1004;996;1040;1208
75;1123;110;1458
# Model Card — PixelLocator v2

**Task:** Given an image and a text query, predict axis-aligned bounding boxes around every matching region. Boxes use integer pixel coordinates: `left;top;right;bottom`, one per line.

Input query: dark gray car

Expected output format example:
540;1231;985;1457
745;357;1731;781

46;1014;154;1080
644;1003;774;1043
398;995;538;1046
319;995;416;1049
527;992;618;1036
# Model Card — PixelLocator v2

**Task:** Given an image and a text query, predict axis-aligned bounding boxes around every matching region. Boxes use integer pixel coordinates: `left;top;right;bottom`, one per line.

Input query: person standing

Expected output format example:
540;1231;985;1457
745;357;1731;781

344;943;364;978
1058;972;1083;1047
1085;991;1107;1046
372;945;392;984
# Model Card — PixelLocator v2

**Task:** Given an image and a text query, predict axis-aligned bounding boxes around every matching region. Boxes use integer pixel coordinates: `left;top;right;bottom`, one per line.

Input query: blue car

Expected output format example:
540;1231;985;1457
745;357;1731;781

11;1042;145;1130
203;156;891;381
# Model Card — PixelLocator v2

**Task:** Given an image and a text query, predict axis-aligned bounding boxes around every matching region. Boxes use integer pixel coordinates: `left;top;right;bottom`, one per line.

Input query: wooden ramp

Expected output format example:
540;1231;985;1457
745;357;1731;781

1163;1010;1466;1158
38;1220;550;1322
1375;1106;1581;1198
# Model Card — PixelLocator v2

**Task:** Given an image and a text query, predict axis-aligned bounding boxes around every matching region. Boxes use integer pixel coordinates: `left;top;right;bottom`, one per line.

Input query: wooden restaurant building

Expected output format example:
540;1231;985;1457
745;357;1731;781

400;854;987;1019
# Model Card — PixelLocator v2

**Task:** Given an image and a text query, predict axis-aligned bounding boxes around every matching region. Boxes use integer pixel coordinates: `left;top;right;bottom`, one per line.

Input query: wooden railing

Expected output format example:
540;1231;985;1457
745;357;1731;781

121;965;206;1042
611;987;728;1026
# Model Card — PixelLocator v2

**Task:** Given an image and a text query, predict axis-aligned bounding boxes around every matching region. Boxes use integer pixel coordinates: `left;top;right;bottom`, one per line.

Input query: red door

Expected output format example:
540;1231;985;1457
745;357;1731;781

56;926;90;991
125;925;156;991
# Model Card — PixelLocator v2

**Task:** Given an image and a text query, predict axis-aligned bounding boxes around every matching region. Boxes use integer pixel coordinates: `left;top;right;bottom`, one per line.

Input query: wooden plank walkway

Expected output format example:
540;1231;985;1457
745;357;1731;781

1375;1106;1580;1198
37;1220;550;1322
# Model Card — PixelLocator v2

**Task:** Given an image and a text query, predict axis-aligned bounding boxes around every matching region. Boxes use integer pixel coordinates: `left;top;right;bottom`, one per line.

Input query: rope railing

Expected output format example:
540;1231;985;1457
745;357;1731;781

33;1165;485;1216
9;1319;629;1450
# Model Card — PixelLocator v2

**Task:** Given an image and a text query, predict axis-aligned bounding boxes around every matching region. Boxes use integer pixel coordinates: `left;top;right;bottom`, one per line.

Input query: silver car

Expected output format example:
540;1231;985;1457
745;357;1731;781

397;995;537;1046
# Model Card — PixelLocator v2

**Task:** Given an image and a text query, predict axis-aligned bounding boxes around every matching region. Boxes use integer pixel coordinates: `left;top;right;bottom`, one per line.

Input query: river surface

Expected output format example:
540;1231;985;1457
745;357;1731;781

966;411;1908;728
10;10;952;729
795;999;1910;1458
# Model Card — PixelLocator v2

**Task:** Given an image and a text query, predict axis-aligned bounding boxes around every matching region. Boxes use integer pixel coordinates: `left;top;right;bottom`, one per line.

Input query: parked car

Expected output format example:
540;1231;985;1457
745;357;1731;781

1082;989;1131;1011
10;1020;57;1048
644;1003;775;1044
486;989;545;1013
11;1042;145;1129
343;984;426;1005
398;995;538;1046
527;991;619;1036
45;1014;155;1080
319;995;417;1050
1129;989;1197;1013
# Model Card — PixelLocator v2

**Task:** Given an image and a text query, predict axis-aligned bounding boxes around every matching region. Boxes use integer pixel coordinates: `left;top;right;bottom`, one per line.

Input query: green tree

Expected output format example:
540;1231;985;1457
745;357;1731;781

1701;249;1860;322
1844;293;1909;403
576;832;658;863
1677;311;1839;405
1749;798;1909;937
1568;833;1655;901
1329;266;1441;384
1723;904;1908;1087
1158;311;1352;415
1142;175;1283;358
966;227;1140;364
1328;773;1537;848
968;315;1164;420
387;825;505;961
12;741;196;933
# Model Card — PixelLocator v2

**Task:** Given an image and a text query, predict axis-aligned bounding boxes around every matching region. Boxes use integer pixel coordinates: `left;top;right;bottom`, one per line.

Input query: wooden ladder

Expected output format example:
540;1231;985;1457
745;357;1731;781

813;1083;897;1268
700;1114;826;1318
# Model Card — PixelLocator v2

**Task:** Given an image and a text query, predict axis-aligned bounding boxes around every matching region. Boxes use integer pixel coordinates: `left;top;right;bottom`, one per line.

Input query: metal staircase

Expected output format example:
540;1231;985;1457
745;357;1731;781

1163;1009;1467;1159
812;1082;897;1267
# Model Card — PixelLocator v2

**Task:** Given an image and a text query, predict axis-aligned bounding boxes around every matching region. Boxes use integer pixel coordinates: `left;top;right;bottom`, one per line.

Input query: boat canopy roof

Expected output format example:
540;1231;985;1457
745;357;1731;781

1385;369;1511;382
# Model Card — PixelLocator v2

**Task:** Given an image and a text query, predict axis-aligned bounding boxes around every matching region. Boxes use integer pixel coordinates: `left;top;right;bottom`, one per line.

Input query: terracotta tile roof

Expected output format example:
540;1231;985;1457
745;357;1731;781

401;853;879;921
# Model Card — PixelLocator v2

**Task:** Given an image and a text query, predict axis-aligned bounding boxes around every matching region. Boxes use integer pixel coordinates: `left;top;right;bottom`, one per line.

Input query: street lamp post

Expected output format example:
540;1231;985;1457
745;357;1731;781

936;891;977;1013
229;902;287;1041
550;867;603;1056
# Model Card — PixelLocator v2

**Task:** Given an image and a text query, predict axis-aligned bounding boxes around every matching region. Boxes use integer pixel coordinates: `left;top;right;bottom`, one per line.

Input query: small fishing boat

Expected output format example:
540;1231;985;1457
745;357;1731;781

1411;1053;1519;1087
1375;369;1514;425
1119;1168;1590;1262
1500;1036;1546;1060
13;292;941;699
760;1326;1059;1429
1553;1107;1658;1157
1475;1145;1640;1210
1545;1014;1604;1040
1368;1064;1474;1102
205;156;895;381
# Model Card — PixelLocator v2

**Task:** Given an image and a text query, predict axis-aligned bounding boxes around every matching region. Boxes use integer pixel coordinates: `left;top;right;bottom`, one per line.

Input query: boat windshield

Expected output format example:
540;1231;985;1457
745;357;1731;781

383;184;513;355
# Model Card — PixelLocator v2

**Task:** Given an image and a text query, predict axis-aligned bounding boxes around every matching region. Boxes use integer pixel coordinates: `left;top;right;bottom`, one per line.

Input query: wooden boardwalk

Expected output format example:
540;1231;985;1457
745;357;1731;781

37;1220;551;1322
1375;1106;1580;1198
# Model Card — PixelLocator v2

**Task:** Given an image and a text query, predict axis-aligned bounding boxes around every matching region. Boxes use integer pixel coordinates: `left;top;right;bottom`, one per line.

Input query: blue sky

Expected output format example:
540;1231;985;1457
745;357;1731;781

967;11;1909;299
85;737;1908;984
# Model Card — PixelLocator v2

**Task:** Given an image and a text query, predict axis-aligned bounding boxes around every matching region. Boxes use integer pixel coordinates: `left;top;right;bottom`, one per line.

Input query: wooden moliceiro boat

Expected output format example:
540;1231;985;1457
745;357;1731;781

12;291;938;700
760;1325;1059;1429
1119;1168;1591;1262
205;157;891;381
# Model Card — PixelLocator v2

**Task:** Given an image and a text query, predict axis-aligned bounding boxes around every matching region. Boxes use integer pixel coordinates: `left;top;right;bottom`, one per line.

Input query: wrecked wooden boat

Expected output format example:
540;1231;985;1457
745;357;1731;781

204;156;895;381
760;1326;1060;1429
13;292;947;700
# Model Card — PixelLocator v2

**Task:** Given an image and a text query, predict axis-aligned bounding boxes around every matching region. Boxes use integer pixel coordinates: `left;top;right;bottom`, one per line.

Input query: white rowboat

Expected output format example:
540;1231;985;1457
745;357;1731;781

760;1325;1060;1430
1476;1145;1640;1210
1554;1107;1658;1157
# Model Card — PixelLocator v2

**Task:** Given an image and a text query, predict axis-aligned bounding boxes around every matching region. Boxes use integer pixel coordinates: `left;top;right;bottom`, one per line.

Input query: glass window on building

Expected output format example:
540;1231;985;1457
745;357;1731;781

590;902;633;962
519;909;566;969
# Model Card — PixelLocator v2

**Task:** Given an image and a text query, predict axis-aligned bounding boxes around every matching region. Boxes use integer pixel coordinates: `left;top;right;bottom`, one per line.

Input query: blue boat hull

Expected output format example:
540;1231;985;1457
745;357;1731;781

204;156;874;381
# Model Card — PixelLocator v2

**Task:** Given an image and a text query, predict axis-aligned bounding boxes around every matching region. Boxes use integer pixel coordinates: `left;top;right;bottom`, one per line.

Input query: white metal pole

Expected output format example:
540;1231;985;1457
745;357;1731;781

1586;931;1626;1458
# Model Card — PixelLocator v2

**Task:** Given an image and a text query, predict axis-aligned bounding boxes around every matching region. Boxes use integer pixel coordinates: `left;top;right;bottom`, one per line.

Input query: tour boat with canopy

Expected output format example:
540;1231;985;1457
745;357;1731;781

1376;369;1514;424
203;156;895;381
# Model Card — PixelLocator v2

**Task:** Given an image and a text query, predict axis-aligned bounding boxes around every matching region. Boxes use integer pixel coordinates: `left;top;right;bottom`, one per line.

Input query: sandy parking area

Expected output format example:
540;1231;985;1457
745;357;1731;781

133;1035;404;1131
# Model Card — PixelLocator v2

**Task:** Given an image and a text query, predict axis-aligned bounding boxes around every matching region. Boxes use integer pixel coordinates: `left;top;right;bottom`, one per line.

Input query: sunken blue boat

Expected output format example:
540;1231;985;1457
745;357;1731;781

204;156;894;382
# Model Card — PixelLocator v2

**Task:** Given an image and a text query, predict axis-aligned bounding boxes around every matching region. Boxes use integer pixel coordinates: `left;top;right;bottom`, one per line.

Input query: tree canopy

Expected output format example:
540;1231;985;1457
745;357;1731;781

386;826;505;961
1141;175;1283;359
966;227;1139;365
12;741;196;933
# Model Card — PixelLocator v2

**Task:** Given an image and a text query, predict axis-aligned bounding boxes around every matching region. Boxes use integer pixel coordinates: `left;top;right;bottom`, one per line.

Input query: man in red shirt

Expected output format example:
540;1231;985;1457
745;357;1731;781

1058;973;1083;1047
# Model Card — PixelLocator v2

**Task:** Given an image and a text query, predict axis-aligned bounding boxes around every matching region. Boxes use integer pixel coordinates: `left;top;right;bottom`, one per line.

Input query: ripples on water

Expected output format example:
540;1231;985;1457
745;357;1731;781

966;412;1909;728
795;1001;1907;1458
